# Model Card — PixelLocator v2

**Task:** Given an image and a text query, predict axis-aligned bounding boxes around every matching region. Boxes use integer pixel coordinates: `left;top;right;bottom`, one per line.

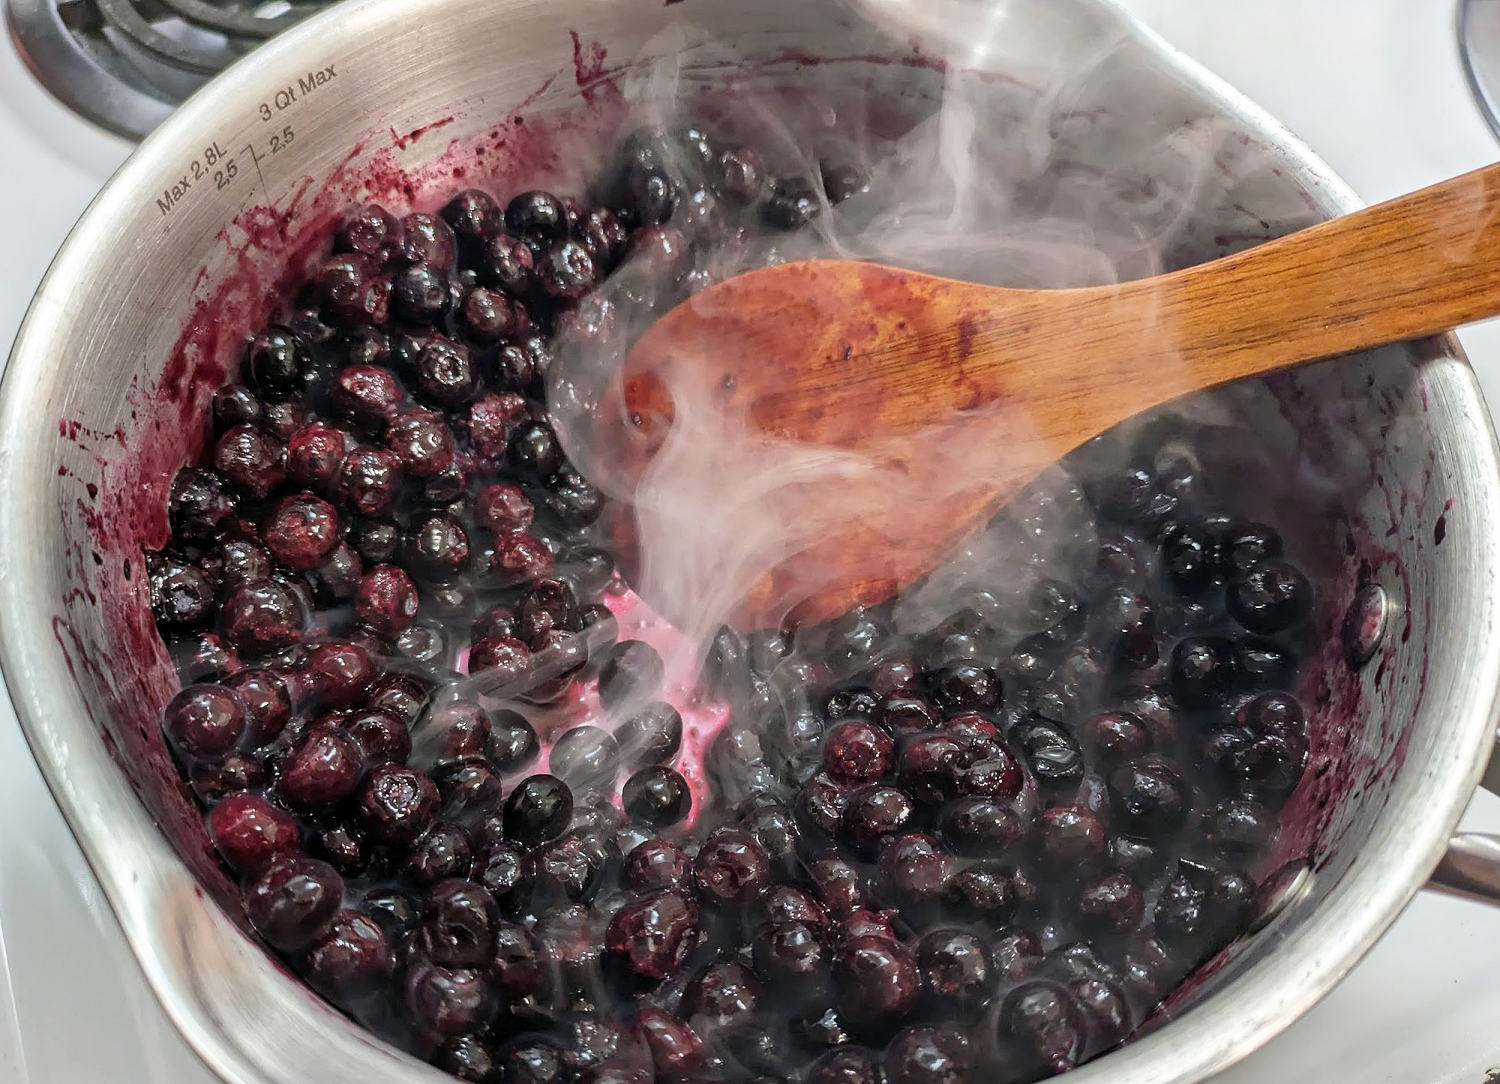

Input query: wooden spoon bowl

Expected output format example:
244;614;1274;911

611;161;1500;628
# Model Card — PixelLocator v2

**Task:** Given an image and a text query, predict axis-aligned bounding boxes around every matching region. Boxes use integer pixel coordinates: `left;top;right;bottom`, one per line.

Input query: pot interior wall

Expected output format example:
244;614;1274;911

17;0;1482;1077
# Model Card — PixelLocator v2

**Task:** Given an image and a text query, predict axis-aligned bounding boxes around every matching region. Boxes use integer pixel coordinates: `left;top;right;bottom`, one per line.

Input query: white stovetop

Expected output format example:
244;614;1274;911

4;3;1500;1081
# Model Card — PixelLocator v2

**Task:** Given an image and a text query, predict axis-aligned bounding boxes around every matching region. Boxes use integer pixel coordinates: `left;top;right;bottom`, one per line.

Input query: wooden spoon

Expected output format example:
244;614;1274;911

608;161;1500;629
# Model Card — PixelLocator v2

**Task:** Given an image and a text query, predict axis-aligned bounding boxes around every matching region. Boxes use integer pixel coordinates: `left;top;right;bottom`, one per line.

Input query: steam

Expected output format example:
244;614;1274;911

545;5;1271;751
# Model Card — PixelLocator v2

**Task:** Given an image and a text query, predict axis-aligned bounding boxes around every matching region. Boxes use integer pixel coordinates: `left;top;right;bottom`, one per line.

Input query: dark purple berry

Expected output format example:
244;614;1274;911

823;719;894;782
405;962;495;1037
505;191;569;244
213;425;286;500
606;890;700;979
507;420;566;483
163;683;247;756
598;640;665;710
622;766;691;827
504;775;573;845
884;1026;972;1084
355;764;440;845
169;467;236;542
306;909;394;1002
832;935;917;1023
694;829;771;905
997;982;1085;1074
1169;636;1236;708
550;725;621;790
1227;561;1313;634
1107;757;1192;838
244;856;343;950
207;792;299;875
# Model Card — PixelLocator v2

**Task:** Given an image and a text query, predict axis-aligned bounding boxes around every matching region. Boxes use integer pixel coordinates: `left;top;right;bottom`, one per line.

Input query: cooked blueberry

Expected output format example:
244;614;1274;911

598;640;665;710
505;191;569;244
997;981;1085;1074
622;766;691;827
762;178;820;229
1169;636;1236;708
1228;561;1313;634
244;857;343;950
504;775;573;845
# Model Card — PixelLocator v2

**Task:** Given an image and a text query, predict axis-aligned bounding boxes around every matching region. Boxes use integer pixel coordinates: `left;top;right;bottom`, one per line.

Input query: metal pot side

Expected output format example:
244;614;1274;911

2;1;1499;1082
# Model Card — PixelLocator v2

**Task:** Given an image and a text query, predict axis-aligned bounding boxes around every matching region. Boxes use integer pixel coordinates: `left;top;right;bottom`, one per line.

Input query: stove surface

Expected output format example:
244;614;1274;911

4;2;1500;1080
5;0;337;138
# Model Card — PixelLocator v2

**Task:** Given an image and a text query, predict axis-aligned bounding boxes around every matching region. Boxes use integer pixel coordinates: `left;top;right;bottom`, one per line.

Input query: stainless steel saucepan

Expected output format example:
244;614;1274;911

4;0;1500;1081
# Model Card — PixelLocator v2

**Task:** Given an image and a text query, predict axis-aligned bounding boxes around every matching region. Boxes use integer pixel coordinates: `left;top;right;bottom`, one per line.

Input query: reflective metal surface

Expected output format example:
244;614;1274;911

3;0;1500;1082
5;0;336;138
1460;0;1500;141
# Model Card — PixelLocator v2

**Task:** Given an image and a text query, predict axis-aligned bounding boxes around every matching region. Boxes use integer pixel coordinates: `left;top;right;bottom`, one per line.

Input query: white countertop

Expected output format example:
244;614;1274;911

3;2;1500;1080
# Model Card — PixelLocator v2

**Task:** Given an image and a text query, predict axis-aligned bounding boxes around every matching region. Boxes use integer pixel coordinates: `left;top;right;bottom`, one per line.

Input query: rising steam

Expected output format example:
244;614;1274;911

545;4;1267;758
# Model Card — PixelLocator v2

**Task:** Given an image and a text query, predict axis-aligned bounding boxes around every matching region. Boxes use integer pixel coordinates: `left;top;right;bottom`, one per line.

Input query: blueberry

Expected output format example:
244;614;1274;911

1228;561;1313;634
1169;636;1236;708
504;775;573;845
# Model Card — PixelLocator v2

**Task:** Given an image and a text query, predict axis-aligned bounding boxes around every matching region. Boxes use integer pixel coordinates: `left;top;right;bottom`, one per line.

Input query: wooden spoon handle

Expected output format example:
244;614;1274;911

1131;159;1500;398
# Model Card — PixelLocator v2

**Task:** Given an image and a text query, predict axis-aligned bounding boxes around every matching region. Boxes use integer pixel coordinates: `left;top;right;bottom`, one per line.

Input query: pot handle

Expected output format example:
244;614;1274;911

1428;750;1500;905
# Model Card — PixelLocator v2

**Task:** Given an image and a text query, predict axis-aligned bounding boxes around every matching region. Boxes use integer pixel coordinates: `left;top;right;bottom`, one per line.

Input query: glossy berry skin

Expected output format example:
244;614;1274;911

822;720;894;782
549;726;621;791
355;765;440;845
335;447;403;516
1169;635;1236;708
246;328;309;401
1108;757;1192;839
504;775;573;846
1034;806;1108;869
684;961;759;1027
214;425;285;500
486;710;540;772
305;909;394;1003
1228;561;1313;634
938;797;1023;858
224;668;292;745
302;640;377;707
162;684;247;757
884;1026;972;1084
168;467;236;542
263;494;341;570
832;935;918;1024
538;240;599;302
842;785;914;853
505;191;569;243
391;262;452;324
207;792;300;874
354;563;419;636
475;483;534;535
694;829;772;905
504;420;565;484
635;1006;705;1081
605;890;700;980
598;640;665;710
243;857;343;950
1076;872;1146;937
997;981;1086;1074
276;723;366;809
617;702;683;769
415;879;499;968
622;767;691;827
807;1048;881;1084
916;928;993;1010
405;963;495;1038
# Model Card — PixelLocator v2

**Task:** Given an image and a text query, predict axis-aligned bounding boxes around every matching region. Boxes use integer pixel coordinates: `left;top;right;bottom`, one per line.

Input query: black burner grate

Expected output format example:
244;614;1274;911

7;0;339;139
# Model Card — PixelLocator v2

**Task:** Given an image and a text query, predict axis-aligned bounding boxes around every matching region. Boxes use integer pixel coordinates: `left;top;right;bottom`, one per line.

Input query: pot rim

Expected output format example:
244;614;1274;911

1;1;1498;1082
